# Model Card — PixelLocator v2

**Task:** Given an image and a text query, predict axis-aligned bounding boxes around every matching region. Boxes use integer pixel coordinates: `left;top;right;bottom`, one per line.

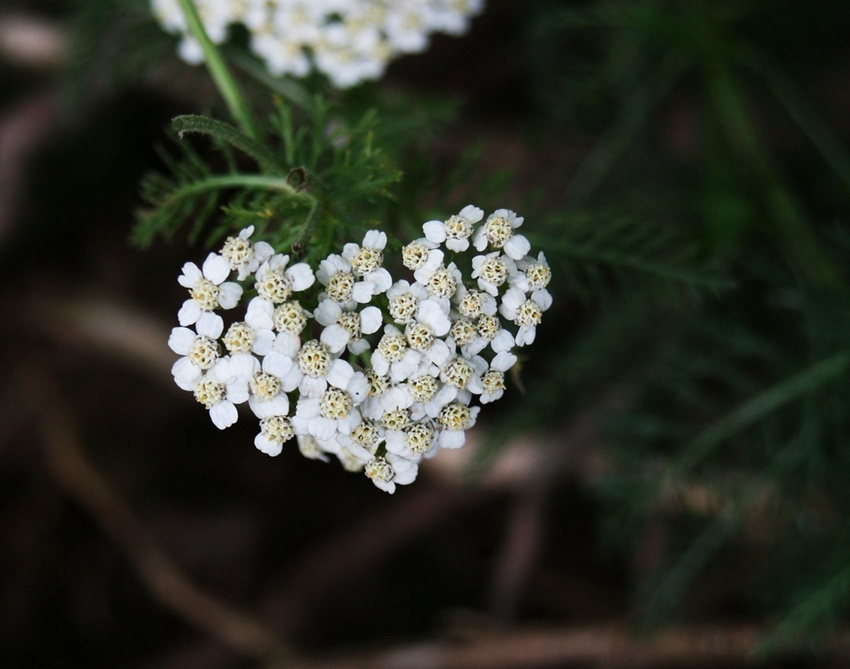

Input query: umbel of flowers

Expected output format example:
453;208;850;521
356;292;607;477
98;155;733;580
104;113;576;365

152;0;485;88
168;206;552;492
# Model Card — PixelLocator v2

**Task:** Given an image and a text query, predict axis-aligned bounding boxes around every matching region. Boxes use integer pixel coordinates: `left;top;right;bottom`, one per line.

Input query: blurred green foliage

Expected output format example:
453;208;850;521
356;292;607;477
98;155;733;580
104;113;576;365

65;0;850;648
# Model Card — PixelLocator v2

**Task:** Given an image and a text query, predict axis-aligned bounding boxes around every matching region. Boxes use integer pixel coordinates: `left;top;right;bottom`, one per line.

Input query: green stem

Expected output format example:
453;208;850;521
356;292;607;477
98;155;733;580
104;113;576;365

671;350;850;479
161;174;312;207
176;0;260;140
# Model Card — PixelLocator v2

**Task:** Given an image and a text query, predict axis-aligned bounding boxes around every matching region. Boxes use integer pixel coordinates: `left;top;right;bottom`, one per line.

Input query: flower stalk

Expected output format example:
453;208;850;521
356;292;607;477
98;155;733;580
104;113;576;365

175;0;261;141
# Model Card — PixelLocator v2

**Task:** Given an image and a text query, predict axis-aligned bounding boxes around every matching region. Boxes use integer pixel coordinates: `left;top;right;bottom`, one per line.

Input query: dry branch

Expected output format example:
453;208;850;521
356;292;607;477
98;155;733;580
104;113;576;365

19;362;304;667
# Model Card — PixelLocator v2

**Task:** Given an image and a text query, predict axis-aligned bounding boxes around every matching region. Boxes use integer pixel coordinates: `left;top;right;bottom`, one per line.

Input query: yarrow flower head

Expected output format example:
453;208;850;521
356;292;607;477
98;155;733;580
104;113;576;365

168;211;551;493
151;0;486;88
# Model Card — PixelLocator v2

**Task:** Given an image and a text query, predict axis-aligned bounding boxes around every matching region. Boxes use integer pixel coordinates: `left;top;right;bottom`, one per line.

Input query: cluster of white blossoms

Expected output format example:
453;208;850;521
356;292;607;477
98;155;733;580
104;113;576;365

168;206;552;492
151;0;485;88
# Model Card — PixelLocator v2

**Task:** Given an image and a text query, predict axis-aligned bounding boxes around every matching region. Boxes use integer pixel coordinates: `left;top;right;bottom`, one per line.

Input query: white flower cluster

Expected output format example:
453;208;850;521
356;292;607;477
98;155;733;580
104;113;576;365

168;207;552;492
151;0;485;88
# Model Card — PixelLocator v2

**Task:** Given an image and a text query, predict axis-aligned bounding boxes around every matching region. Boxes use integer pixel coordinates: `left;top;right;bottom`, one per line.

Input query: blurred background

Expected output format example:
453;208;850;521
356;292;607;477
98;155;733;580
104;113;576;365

3;0;850;667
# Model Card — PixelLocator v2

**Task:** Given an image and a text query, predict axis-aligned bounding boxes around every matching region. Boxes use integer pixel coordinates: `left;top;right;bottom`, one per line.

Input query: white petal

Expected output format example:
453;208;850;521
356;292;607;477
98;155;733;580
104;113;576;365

359;306;383;334
363;229;387;250
533;288;553;311
273;332;300;358
263;351;293;378
255;434;283;457
326;359;354;389
446;237;470;253
300;376;327;398
381;386;412;411
202;253;231;284
217;282;243;309
178;262;202;288
371;351;389;376
321;324;351;353
314;298;341;326
254;241;274;264
226;378;250;404
246;298;274;330
196;312;224;338
172;357;201;390
265;394;290;416
168;327;196;355
372;478;396;494
516;325;536;347
252;329;275;356
280;363;303;392
458;204;484;222
348;373;370;402
341;242;359;260
311;416;337;442
492;351;517;372
177;299;202;326
351;281;374;303
501;287;526;311
367;268;392;294
422;220;446;244
348;339;370;355
210;401;238;429
472;228;488;251
426;339;452;368
418;300;450;336
439;429;466;449
286;263;315;291
504;234;531;260
228;352;260;379
391;460;419;485
492;330;515;353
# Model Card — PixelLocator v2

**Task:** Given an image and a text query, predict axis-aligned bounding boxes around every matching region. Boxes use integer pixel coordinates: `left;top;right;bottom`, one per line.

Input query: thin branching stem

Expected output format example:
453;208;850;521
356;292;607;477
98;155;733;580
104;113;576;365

176;0;261;141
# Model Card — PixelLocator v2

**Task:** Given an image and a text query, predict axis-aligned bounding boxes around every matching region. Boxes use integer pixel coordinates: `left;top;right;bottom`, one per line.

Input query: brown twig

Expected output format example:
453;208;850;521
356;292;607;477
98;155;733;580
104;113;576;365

19;361;303;667
298;622;850;669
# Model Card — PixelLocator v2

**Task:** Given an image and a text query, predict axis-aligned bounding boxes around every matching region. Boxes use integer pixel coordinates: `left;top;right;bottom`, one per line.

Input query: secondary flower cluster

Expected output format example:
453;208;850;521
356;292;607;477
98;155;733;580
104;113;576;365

152;0;485;88
168;206;552;492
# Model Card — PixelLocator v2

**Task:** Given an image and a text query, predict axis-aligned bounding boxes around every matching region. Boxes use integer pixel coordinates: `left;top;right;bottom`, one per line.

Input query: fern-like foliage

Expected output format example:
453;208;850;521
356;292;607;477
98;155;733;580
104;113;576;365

539;210;733;303
133;96;402;265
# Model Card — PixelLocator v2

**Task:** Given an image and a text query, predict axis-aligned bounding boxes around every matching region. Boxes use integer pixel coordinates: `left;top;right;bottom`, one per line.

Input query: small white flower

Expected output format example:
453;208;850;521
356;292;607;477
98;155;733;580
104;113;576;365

255;415;295;456
422;204;483;253
363;453;419;494
454;284;497;320
294;339;361;398
418;261;462;300
247;351;300;419
177;252;242;327
511;251;552;294
335;418;385;458
401;238;439;272
385;420;439;460
472;209;531;260
316;254;374;308
461;313;515;357
291;371;369;442
220;225;274;280
341;229;392;295
360;369;414;421
314;298;383;354
255;253;315;305
436;401;480;449
438;353;488;401
499;287;553;346
479;352;517;404
371;325;422;383
192;358;249;430
296;434;332;462
471;251;516;296
169;312;224;391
